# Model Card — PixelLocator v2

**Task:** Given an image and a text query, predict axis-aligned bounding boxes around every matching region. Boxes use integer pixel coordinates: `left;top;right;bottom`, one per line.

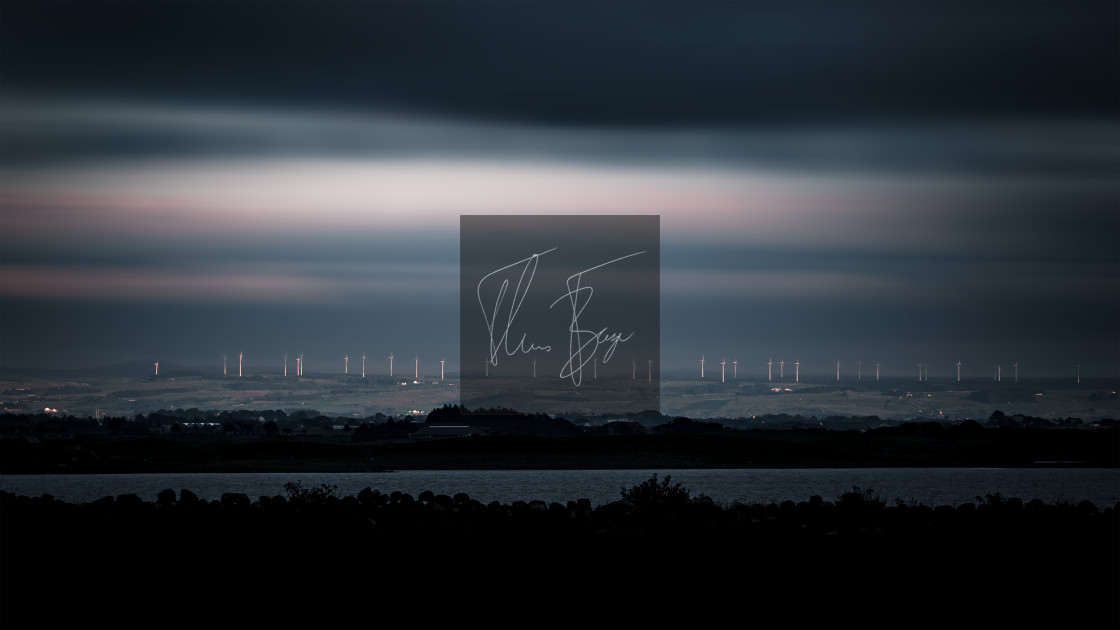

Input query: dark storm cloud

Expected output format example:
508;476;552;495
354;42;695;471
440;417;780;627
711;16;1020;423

2;1;1115;126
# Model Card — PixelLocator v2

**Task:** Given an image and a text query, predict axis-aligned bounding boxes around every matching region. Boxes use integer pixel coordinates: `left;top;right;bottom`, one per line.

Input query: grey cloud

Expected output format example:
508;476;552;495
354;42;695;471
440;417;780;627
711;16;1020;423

3;102;1115;181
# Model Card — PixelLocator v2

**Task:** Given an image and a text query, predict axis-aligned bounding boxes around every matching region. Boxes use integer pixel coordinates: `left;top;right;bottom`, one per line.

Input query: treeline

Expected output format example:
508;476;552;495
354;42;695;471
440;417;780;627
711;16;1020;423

1;406;1112;445
2;478;1116;629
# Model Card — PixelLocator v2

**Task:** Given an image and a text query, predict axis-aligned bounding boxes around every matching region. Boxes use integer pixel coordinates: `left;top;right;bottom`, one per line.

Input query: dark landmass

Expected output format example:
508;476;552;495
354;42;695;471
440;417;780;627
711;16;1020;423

2;478;1116;629
3;367;1116;423
2;408;1116;473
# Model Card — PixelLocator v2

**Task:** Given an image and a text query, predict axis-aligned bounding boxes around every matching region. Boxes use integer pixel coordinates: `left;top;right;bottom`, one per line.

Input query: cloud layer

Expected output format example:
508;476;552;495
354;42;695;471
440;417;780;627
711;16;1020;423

1;2;1115;377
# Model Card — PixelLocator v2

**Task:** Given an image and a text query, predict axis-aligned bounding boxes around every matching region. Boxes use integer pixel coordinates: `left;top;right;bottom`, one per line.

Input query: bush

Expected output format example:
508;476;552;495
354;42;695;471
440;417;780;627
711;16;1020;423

839;486;882;506
620;473;700;508
283;481;338;502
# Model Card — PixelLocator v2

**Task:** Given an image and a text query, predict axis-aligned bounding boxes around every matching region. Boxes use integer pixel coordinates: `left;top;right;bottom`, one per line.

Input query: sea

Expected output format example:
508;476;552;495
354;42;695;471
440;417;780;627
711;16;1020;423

1;468;1117;507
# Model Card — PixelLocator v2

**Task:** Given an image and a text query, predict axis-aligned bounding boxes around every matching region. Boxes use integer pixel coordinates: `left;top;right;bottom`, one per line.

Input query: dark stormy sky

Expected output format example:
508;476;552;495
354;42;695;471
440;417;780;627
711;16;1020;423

1;1;1116;379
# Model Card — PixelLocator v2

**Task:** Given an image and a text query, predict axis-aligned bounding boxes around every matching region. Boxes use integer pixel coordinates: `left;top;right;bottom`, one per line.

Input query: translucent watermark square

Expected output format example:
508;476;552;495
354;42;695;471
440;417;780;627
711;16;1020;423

460;215;660;416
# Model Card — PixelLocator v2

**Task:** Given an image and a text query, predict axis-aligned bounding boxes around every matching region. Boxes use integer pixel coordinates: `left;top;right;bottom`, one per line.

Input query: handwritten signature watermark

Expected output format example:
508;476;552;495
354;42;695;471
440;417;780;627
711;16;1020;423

478;248;643;386
460;215;659;414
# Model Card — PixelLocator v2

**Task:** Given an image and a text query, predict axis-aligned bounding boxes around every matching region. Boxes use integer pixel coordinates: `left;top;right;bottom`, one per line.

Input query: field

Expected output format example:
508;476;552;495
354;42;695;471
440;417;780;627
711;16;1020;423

659;377;1119;422
2;364;1115;424
0;370;459;420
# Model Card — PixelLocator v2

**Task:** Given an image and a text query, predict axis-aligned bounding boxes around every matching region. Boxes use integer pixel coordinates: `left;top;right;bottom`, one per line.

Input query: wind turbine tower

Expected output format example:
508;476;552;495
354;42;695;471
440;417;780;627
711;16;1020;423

721;357;726;383
239;350;243;377
362;354;366;378
795;360;800;383
700;355;705;379
780;360;784;379
956;361;961;382
733;359;738;379
154;362;159;376
647;359;652;382
414;356;418;379
632;357;636;380
344;355;349;375
768;358;773;382
284;353;288;377
389;353;394;377
485;359;490;377
1077;364;1080;384
223;355;227;376
593;357;598;379
836;359;840;381
875;363;880;381
857;361;862;381
441;357;446;380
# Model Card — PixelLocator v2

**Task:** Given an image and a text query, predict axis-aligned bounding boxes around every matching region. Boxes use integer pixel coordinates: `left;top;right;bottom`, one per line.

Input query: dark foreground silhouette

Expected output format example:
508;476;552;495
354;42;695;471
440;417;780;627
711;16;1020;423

2;478;1116;629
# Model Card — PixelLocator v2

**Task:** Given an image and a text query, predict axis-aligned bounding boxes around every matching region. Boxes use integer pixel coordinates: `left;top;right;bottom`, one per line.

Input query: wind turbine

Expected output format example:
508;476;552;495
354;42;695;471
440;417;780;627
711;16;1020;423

344;355;349;375
836;359;840;381
389;352;394;377
721;357;726;383
485;359;489;377
875;363;880;381
1076;364;1080;384
414;355;418;379
647;359;652;382
362;354;366;378
768;358;773;382
297;352;303;376
956;361;961;382
441;358;446;380
284;353;288;377
918;362;922;382
239;350;243;377
593;357;598;379
700;355;705;379
857;361;862;381
733;359;738;379
795;359;800;383
632;356;636;380
154;362;159;376
223;355;227;376
780;360;784;379
1013;362;1018;383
